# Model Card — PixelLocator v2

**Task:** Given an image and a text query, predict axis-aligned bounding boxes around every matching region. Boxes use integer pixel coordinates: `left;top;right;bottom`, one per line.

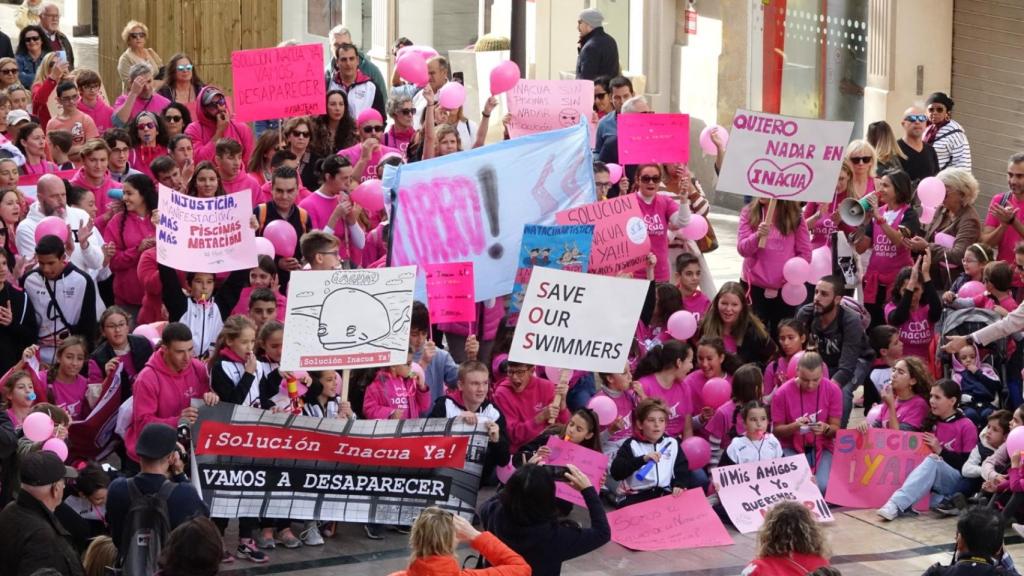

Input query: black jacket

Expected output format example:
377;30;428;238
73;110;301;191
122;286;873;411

0;31;13;60
923;556;1012;576
735;323;777;370
575;27;620;80
0;282;37;375
429;395;510;479
106;472;209;554
796;304;872;387
0;409;15;507
0;491;84;576
86;334;155;400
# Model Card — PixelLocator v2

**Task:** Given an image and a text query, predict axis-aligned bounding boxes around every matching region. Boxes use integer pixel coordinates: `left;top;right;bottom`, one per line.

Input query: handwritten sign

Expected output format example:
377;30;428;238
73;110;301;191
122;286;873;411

617;113;689;164
509;267;647;373
712;455;832;534
607;490;733;551
507;79;594;138
281;267;416;371
717;109;854;203
231;44;326;122
510;224;594;318
156;185;255;273
544;436;608;507
825;429;931;510
424;262;475;324
556;195;650;276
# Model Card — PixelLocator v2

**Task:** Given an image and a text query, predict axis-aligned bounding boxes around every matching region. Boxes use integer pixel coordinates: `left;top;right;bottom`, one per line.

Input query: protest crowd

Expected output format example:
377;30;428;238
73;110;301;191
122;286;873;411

0;4;1023;576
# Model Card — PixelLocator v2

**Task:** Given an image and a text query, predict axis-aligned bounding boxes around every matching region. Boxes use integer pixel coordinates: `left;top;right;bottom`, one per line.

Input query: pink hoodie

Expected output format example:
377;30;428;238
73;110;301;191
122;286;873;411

184;86;254;165
737;203;812;290
221;170;261;203
126;351;210;461
362;372;430;419
108;211;156;306
78;100;115;135
136;246;167;324
492;375;570;452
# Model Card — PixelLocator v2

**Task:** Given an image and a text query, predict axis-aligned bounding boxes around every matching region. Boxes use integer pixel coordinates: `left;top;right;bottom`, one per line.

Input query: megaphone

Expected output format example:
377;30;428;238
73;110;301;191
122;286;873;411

838;194;875;227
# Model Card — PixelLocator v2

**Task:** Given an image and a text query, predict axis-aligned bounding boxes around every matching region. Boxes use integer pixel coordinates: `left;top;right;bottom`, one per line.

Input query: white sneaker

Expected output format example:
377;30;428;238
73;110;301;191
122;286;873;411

877;501;900;521
301;522;325;546
1012;523;1024;539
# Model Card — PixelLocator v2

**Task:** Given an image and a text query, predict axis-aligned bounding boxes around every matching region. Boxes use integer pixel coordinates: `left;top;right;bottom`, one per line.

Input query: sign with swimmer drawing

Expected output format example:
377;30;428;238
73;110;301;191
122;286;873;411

716;109;854;203
280;267;417;371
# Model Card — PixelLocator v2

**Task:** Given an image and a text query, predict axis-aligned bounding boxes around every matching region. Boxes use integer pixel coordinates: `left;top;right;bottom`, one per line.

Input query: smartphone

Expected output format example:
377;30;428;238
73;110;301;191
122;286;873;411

543;465;570;481
56;50;66;64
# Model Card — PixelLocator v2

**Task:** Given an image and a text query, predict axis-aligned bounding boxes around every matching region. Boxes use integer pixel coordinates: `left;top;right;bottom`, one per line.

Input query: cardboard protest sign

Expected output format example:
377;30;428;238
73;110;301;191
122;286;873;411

509;224;594;318
280;267;416;371
712;455;832;534
607;489;733;551
717;109;854;203
556;195;650;276
156;186;256;273
424;262;475;324
617;113;689;164
826;429;931;510
191;404;488;525
507;79;594;138
391;122;596;301
509;267;647;373
231;44;326;122
67;366;124;463
544;436;608;507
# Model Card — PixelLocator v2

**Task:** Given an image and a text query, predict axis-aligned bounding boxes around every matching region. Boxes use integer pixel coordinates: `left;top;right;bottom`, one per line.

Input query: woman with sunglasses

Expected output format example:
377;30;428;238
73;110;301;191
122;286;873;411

0;58;20;92
310;89;356;158
116;21;162;94
630;164;691;283
593;75;613;119
845;139;877;199
157;53;203;120
127;111;168;180
282;116;321;190
337;108;401;183
161;102;190;139
383;95;415;160
15;25;47;90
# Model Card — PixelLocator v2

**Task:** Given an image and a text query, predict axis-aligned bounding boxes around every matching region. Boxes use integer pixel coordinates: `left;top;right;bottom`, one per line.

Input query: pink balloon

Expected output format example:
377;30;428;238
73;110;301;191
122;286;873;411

34;216;68;244
934;232;955;249
958;280;986;299
396;52;429;87
489;60;521;95
396;45;439;62
917;176;945;208
681;436;711;469
782;257;811;285
699;125;728;156
411;361;426;385
808;247;831;282
701;377;732;409
605;163;623;184
351;179;384;212
1008;427;1024;460
680;214;709;241
786;350;806;379
22;412;54;442
666;310;697;340
132;323;159;342
254;236;275;258
919;204;936;224
781;281;807;306
263;220;297;258
588;395;618;426
437;82;466;110
42;437;68;461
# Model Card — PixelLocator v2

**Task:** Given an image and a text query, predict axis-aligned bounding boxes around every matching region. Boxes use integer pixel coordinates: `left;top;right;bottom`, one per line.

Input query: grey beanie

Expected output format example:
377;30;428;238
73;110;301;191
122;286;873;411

579;9;604;28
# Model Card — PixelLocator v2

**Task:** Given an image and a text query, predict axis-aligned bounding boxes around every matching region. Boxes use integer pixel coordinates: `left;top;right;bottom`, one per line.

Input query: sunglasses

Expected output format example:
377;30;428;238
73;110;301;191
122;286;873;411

129;32;146;39
164;115;182;122
639;175;661;184
849;156;872;164
177;64;193;72
290;130;310;138
0;69;16;75
204;96;226;107
904;114;927;123
137;122;156;130
24;36;41;42
362;125;385;133
398;108;415;115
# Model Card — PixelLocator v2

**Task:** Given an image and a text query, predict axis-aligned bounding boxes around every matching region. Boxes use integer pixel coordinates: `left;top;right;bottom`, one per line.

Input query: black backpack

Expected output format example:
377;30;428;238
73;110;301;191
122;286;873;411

115;479;176;576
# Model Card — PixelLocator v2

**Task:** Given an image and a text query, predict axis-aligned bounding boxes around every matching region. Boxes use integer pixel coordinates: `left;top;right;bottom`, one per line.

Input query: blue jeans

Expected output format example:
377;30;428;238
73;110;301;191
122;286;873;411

887;455;961;511
783;447;833;494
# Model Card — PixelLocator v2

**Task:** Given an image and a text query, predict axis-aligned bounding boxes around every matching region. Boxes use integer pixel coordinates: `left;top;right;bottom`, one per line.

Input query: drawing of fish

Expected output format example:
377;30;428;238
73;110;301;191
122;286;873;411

290;287;410;351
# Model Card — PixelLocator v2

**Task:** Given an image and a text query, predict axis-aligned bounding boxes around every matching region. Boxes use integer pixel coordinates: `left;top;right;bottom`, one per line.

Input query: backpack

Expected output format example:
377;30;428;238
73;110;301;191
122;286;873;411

256;203;310;236
116;479;176;576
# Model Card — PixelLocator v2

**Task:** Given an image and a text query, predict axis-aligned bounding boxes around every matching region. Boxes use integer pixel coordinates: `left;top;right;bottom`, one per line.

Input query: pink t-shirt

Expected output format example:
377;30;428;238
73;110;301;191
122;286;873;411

37;372;90;420
632;193;678;282
681;291;711;323
682;370;731;414
596;389;638;443
866;205;913;297
298;191;338;230
883;302;934;360
638;373;691;437
706;400;744;454
338;143;402;182
770;377;843;451
985;192;1024;265
876;395;929;431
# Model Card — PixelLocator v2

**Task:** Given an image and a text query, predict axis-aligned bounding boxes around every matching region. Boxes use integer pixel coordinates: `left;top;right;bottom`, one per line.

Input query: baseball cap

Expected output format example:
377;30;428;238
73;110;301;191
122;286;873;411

20;451;77;486
6;109;30;126
135;423;179;460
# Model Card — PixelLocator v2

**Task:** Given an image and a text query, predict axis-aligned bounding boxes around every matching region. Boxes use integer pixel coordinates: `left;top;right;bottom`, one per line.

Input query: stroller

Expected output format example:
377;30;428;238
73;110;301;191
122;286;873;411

935;307;1015;407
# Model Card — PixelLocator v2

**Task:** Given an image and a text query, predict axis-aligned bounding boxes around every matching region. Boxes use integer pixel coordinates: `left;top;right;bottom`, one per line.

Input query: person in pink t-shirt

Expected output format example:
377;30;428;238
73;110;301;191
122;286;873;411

706;364;762;467
804;163;856;250
634;340;694;439
884;253;942;360
75;69;114;135
298;155;366;263
337;109;401;182
631;164;686;282
771;351;842;492
46;80;98;146
684;336;733;437
763;319;809;402
981;154;1024;267
634;283;681;354
674;252;710;322
859;356;931;433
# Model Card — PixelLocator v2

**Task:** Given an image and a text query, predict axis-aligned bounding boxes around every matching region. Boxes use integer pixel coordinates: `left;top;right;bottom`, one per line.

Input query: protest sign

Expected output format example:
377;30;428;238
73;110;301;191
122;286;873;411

67;365;124;463
617;113;690;165
717;109;854;203
190;404;488;525
826;428;931;510
607;489;733;551
280;267;416;371
544;436;608;507
556;195;650;276
509;267;647;373
231;44;326;122
509;224;594;318
156;186;256;273
424;262;475;324
507;79;594;139
712;455;832;534
391;122;596;301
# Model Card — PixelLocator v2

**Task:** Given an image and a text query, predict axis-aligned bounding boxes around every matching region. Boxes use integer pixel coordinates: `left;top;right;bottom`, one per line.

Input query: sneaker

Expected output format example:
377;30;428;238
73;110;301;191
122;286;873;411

221;550;235;564
301;522;325;546
255;532;276;550
236;539;270;563
935;494;968;517
365;524;384;540
276;528;302;549
1013;523;1024;539
877;500;900;521
390;524;411;535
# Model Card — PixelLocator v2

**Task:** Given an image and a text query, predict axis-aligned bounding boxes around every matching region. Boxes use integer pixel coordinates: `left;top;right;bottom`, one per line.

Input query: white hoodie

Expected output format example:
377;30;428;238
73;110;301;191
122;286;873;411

15;202;105;275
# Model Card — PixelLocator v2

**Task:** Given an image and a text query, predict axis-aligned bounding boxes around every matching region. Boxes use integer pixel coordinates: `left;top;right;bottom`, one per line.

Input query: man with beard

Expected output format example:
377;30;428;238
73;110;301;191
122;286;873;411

795;275;872;428
15;174;105;276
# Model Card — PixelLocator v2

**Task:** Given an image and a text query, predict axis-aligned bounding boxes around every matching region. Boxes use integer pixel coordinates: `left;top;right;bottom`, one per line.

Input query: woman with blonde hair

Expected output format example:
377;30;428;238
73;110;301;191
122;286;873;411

389;506;530;576
845;139;877;200
117;21;162;93
741;501;830;575
867;120;906;174
906;167;982;289
30;50;65;127
82;535;117;576
0;58;20;91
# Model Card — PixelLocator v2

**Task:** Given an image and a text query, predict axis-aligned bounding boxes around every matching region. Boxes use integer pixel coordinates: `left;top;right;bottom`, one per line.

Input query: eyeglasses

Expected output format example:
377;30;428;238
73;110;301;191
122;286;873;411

24;36;41;43
290;130;310;138
0;69;17;75
904;114;927;123
129;32;146;39
398;108;415;115
164;114;182;123
177;64;193;72
362;125;385;134
639;175;662;184
111;146;129;153
58;94;79;104
595;182;612;189
137;122;156;130
849;156;872;164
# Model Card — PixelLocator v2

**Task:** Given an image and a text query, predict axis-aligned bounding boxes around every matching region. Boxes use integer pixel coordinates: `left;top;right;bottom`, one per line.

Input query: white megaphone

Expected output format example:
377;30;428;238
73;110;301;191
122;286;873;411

838;193;876;227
